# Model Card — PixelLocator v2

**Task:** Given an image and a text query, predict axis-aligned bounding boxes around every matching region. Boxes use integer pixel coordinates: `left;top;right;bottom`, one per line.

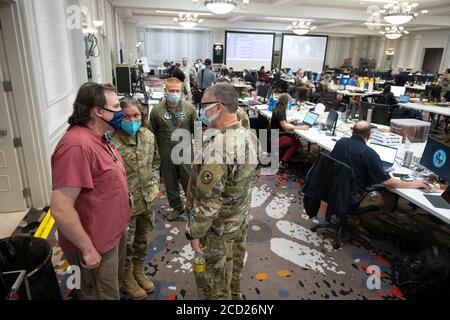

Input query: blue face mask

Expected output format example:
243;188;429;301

199;104;219;127
167;93;181;104
102;108;124;130
121;120;141;136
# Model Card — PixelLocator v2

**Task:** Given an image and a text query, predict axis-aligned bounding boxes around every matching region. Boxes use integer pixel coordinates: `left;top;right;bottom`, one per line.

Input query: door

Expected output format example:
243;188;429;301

0;11;27;213
421;48;444;75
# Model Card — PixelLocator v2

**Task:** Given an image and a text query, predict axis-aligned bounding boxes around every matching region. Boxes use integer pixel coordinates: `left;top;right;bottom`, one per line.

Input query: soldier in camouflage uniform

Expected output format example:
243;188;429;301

185;83;258;300
149;77;198;221
113;98;160;300
237;106;250;129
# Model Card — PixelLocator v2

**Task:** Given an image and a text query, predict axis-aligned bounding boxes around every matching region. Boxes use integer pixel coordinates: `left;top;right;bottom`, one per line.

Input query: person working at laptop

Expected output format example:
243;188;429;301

270;93;309;167
331;121;431;211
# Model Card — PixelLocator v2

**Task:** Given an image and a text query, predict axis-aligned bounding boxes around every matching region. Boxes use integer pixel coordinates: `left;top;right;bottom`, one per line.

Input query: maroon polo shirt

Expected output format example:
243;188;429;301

51;125;130;254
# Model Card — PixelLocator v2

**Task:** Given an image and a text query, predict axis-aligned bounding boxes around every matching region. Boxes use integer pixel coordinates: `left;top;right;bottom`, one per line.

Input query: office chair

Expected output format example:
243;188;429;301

318;91;338;111
371;104;391;126
304;152;385;248
373;94;386;104
256;84;270;101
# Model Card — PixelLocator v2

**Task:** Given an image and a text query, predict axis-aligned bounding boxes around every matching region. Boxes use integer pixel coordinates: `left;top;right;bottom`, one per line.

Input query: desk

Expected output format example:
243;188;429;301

337;90;382;98
399;102;450;117
291;125;449;224
406;84;426;91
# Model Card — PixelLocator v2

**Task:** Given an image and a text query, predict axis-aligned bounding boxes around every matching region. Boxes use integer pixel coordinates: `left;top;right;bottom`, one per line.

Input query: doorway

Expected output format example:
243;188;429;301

421;48;444;74
0;2;28;213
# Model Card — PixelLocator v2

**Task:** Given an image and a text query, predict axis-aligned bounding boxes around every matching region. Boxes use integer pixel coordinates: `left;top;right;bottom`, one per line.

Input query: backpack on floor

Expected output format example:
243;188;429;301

394;246;450;299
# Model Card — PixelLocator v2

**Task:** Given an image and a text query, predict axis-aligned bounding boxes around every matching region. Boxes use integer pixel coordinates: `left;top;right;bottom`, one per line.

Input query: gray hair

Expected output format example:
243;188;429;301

205;83;238;113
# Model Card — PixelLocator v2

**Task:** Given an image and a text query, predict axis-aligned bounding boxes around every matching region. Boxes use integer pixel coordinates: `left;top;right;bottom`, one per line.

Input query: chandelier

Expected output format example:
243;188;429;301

379;25;409;40
287;20;316;35
173;13;204;29
380;2;427;25
192;0;250;15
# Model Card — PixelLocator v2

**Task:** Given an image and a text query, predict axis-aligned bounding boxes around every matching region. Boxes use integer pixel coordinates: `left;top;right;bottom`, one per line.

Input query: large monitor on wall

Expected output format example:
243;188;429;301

225;31;275;71
281;34;328;73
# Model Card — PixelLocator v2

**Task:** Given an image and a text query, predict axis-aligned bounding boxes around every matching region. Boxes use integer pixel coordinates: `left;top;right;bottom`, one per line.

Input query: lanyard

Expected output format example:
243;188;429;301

102;133;126;176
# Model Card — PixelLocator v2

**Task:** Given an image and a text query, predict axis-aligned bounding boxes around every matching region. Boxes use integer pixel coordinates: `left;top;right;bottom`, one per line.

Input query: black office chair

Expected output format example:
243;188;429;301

373;94;386;104
303;152;385;248
256;84;270;101
318;91;338;111
371;104;391;125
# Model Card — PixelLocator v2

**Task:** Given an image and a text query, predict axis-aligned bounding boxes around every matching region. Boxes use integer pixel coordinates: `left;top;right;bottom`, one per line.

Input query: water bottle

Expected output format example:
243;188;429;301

193;252;206;273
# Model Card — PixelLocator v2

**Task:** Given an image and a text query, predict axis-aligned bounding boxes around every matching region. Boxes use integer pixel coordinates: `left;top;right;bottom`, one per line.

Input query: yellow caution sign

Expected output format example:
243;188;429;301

34;209;55;239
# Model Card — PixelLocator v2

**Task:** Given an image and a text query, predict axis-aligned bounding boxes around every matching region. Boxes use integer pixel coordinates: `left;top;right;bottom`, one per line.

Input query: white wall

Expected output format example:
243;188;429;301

325;29;450;72
8;0;123;207
124;22;138;64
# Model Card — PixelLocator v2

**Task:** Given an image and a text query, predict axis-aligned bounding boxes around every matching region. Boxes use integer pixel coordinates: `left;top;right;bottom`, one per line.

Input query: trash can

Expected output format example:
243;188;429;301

0;236;62;300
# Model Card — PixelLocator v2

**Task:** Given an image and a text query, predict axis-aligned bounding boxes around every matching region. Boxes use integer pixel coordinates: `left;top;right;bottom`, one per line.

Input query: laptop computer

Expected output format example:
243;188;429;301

398;95;409;103
300;111;320;127
391;85;406;97
368;142;398;171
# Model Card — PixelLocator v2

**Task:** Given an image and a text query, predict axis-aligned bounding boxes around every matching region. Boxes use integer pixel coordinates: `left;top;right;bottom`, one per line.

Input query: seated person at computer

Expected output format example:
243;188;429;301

270;93;309;166
259;66;270;84
331;121;431;210
319;73;335;92
243;69;256;87
382;85;398;107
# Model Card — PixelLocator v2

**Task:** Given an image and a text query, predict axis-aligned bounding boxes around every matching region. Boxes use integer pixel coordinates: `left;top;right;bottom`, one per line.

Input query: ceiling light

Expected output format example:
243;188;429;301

381;2;424;25
287;20;316;35
173;13;204;29
192;0;250;15
93;20;104;27
379;25;409;39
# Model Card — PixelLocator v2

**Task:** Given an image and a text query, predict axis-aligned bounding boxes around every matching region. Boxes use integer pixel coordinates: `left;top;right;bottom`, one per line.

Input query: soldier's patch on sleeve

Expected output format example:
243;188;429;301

201;171;213;184
196;165;226;194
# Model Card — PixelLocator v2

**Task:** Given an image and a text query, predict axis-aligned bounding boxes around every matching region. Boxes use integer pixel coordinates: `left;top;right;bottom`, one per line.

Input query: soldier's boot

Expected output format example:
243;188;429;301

133;262;155;293
123;267;147;300
166;209;182;222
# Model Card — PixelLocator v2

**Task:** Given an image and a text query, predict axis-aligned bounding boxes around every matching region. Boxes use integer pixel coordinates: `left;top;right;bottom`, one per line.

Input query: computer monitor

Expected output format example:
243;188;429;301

390;85;406;97
420;137;450;183
314;73;321;82
325;109;338;135
340;77;350;86
359;102;370;121
287;69;293;79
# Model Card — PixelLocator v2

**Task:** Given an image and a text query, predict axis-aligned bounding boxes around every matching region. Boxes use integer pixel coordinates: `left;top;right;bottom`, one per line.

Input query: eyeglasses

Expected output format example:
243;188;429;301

199;101;223;109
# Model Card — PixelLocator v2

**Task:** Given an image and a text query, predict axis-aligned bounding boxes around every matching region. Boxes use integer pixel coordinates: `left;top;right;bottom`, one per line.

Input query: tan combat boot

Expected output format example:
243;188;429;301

122;267;147;300
133;262;155;293
166;209;182;221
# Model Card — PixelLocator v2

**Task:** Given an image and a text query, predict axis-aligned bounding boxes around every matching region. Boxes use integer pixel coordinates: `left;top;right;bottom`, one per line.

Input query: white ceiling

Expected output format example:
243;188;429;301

112;0;450;36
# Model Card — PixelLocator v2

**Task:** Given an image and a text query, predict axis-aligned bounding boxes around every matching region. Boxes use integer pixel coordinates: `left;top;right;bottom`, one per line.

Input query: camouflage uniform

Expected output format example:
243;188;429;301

149;99;198;215
185;123;258;300
237;107;250;129
112;128;160;270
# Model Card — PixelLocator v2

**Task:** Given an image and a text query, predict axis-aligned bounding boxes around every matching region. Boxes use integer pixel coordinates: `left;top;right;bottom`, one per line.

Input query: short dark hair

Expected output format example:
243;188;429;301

353;121;371;139
383;85;391;95
204;58;212;66
68;82;117;126
205;83;238;113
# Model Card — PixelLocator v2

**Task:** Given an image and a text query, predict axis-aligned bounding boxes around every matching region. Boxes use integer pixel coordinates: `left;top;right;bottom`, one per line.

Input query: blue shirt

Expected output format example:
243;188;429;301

331;135;391;194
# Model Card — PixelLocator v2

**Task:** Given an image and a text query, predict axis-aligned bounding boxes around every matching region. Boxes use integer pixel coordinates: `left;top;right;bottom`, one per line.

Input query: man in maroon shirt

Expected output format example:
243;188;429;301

50;83;130;300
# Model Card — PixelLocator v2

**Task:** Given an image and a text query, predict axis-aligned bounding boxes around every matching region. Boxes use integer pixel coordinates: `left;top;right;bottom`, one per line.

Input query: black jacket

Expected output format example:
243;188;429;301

303;153;357;220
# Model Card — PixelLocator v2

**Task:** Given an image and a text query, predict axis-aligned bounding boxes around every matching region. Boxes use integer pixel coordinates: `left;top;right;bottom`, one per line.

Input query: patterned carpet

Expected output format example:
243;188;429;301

11;160;450;300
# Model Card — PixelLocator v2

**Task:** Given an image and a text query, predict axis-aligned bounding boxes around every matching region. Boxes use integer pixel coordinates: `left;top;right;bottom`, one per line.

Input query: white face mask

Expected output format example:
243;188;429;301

200;103;219;127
